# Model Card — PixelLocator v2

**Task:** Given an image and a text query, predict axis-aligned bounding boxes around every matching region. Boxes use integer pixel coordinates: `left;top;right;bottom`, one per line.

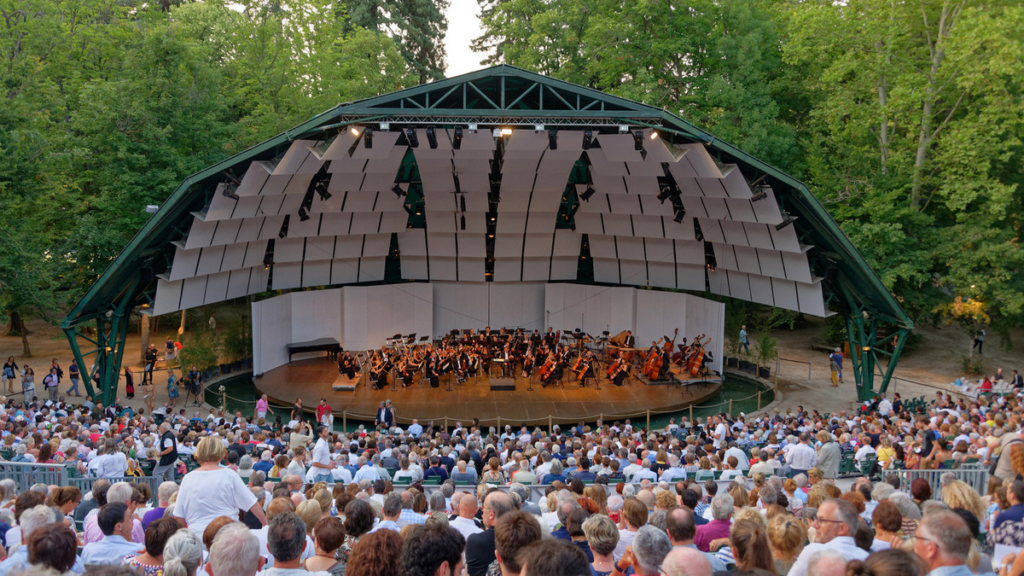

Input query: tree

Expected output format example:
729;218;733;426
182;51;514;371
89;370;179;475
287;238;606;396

392;0;449;83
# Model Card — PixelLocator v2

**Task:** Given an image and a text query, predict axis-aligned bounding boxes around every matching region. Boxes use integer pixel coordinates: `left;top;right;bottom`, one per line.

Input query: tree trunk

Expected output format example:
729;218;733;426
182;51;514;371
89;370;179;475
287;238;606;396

4;310;28;336
878;76;890;173
21;329;31;357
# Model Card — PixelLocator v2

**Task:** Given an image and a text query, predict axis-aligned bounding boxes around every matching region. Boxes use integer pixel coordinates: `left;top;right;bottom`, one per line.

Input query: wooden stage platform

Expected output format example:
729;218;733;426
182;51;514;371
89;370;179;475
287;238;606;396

255;358;722;426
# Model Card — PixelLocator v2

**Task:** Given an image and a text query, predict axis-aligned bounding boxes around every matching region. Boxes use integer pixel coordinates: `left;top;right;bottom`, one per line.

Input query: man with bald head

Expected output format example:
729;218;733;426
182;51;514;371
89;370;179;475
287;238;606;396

660;546;712;576
466;490;516;576
451;492;483;539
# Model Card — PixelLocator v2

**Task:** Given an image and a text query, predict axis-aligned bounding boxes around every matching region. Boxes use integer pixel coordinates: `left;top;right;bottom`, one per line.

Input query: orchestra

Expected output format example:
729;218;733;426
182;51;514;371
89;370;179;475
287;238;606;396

335;326;713;390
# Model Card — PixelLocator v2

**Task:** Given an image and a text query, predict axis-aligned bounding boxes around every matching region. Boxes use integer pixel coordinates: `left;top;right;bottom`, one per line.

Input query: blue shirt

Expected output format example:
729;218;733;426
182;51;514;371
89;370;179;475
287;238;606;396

81;535;141;565
995;504;1024;530
408;423;423;437
0;545;85;576
370;520;401;533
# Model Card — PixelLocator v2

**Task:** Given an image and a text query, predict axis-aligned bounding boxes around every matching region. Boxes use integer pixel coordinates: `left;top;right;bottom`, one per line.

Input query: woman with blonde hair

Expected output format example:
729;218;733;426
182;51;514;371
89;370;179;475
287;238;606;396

172;436;267;538
728;519;777;574
767;514;805;574
584;486;608;515
729;483;750;509
941;479;986;519
297;499;323;536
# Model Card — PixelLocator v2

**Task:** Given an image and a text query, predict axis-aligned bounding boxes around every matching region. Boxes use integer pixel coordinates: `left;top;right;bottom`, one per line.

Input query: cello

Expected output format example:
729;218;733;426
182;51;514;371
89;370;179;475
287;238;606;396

689;337;712;376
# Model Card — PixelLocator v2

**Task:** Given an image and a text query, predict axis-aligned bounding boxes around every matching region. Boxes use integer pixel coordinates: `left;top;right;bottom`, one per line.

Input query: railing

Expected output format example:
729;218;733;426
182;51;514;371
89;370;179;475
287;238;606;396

0;461;66;494
886;465;989;500
776;357;812;382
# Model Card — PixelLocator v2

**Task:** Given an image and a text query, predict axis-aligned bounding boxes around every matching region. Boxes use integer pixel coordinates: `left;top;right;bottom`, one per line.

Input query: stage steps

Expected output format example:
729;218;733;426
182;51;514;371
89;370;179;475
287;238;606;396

332;375;359;392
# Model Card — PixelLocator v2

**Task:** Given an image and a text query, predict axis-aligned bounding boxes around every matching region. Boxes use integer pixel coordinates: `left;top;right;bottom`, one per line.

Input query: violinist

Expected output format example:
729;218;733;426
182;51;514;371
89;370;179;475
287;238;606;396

522;347;536;379
338;352;359;379
425;352;440;388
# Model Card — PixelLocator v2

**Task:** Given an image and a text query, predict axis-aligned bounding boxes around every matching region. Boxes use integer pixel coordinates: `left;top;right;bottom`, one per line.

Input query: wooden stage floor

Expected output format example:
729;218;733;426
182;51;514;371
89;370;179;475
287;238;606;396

255;357;722;426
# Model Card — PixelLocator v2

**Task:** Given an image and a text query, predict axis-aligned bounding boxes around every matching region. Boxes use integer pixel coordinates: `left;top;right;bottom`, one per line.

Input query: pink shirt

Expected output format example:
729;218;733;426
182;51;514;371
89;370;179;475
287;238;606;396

256;398;269;413
83;512;145;545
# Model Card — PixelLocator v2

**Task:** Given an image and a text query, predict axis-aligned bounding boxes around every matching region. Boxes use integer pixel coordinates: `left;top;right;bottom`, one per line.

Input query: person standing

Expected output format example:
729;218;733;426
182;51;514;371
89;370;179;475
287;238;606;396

974;328;985;355
167;370;179;408
124;366;135;399
4;357;18;395
43;367;60;402
21;364;35;399
144;345;158;384
208;312;217;333
739;326;749;354
67;359;82;397
165;335;176;368
50;358;64;386
310;426;336;484
152;422;178;482
829;348;844;383
829;353;840;388
315;398;331;428
188;365;203;406
257;394;273;421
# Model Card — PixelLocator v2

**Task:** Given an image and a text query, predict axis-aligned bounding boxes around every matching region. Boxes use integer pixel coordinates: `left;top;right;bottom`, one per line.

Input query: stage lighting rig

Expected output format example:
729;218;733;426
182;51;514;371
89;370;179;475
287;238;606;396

452;127;463;150
776;214;797;231
548;128;558;150
750;190;768;202
633;130;645;151
405;128;419;148
363;127;373;149
221;183;240;201
392;184;405;198
426;127;438;149
673;208;686;223
579;186;596;202
582;130;593;150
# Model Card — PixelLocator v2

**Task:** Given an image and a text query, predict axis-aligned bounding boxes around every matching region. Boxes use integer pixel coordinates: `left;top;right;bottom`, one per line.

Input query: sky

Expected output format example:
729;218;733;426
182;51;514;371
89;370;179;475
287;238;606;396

443;0;488;77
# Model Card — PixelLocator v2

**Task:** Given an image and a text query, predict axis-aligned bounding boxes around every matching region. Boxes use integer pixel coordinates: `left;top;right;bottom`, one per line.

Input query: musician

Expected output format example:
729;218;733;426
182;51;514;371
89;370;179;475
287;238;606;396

425;353;440;388
544;327;557;347
658;347;671;380
624;330;635;349
541;354;562;388
522;348;535;379
611;360;629;387
575;350;595;385
338;352;359;379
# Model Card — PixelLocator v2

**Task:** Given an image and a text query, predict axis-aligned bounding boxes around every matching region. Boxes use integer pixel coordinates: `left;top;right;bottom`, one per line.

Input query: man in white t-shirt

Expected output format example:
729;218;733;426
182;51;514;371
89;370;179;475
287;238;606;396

309;426;335;483
712;417;729;449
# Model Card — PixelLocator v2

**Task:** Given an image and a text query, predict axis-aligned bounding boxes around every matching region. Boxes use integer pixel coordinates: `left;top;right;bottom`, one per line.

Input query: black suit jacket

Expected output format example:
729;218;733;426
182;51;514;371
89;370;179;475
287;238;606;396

465;527;496;576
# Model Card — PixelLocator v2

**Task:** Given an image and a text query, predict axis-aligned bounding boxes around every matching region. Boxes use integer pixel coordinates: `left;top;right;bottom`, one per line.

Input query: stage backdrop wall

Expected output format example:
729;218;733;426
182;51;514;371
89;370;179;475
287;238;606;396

253;282;723;375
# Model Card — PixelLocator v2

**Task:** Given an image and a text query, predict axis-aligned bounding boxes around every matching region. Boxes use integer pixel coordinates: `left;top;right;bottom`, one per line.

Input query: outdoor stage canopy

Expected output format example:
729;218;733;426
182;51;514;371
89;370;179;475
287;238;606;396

61;65;913;404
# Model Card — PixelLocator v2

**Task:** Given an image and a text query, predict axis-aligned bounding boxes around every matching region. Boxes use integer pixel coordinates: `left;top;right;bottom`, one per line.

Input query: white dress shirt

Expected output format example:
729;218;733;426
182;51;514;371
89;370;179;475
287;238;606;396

724;447;750;470
787;537;869;576
785;443;817;470
450;516;483;539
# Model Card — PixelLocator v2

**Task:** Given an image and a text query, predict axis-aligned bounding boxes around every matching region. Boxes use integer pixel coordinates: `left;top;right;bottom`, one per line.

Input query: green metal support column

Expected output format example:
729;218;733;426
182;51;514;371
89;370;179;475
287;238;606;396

64;328;98;400
876;328;911;395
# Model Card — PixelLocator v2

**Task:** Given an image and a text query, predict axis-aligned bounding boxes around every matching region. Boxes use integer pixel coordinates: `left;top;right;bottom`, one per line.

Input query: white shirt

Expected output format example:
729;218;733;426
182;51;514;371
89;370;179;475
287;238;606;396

614;529;638;561
88;452;128;478
787;537;869;576
724;447;750;470
450;516;483;540
719;469;743;482
785;443;817;470
854;445;876;463
311;437;331;471
877;399;893;415
174;468;258;540
713;423;728;449
251;526;314;568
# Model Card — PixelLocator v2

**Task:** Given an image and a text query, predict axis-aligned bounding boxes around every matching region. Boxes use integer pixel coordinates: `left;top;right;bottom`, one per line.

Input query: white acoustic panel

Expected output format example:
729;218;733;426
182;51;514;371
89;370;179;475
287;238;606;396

616;237;645;260
226;268;251;300
587;147;628;175
619;260;647;285
676;178;705;197
553;230;581;257
758;249;786;279
596;176;628;195
335;235;364;258
751;189;784;224
727;270;752;301
258;216;285;240
675;144;723;178
720;220;749;246
237;164;271;196
645;238;674;263
236;218;264;243
379;211;409;233
592;258;619;283
797;281;827;317
599;134;644;162
302;260;332;287
295;150;325;175
529;190;563;212
272;262;303;290
708;269;729;297
781;251;813;283
242;241;269;269
274;140;317;175
362;234;391;258
573;213;603;235
287;213;321;238
258;175;290;196
184;219;218;250
713;243;737;271
722;167;752;199
458;257;485;281
180;276;208;309
425;211;456;232
677;264;706;291
623;175;659;196
196;272;225;306
743;223;774;250
676;240;706;266
331;258;360;284
682;197;708;219
205;187;238;221
521;257;549;282
349;212;381;234
153;279;183;315
525;214;552;233
429;257;458;281
196;246;225;276
351;130;401;160
282;174;314;196
359;257;386;283
419;170;455;194
500;190;531;211
374;193;406;213
698;219;725;244
550;256;578;281
320;129;361;162
364;146;407;174
577;191;610;213
256;194;285;216
589;235;617;259
702;198;730;221
640;195;675;217
733;246;761;275
210;219;241;246
493;258;522;282
247;267;269;295
523;233;553;257
169;247;201;281
494;235;524;258
771;277;800;311
398;230;427;256
305;236;337;261
624;160;664;177
697;178;728;198
725;199;757;222
220;242;248;272
496;212;527;234
327;171;363;194
664;217;695;240
603;214;633;236
275;237;305;263
277;194;305;216
456;233;487;258
401;256;429;280
748;274;774;306
232;196;263;219
427;232;457;257
648;262;676;289
461;193;489;212
770;223;802;253
609;194;642;215
344;192;378;212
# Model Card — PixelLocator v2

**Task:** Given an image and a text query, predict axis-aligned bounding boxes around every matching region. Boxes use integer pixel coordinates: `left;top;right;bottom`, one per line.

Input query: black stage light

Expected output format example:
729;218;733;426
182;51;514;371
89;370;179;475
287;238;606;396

776;215;797;231
460;214;467;230
674;209;686;223
460;195;466;212
582;130;593;150
222;184;240;200
548;128;557;150
406;128;419;148
633;130;644;151
580;186;596;202
392;184;405;198
657;187;673;203
363;127;373;149
452;127;463;150
426;127;438;149
298;206;310;222
314;180;332;202
750;190;768;202
278;215;290;238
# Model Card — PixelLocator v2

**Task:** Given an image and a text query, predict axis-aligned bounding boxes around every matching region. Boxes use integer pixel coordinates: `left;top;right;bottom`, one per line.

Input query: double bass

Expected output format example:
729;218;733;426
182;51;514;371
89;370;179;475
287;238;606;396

643;343;663;380
539;358;556;380
688;337;712;376
574;355;590;380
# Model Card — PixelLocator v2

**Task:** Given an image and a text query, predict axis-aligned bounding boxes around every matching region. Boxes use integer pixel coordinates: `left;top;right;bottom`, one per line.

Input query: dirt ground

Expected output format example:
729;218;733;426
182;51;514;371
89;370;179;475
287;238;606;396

2;312;1019;416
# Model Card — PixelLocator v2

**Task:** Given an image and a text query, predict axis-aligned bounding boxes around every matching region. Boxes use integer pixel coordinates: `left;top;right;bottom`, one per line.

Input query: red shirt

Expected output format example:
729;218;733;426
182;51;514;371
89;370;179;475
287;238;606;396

316;404;331;423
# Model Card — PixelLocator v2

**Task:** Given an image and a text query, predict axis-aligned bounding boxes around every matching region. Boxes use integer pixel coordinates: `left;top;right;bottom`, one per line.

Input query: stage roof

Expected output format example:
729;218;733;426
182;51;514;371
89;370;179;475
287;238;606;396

62;65;912;331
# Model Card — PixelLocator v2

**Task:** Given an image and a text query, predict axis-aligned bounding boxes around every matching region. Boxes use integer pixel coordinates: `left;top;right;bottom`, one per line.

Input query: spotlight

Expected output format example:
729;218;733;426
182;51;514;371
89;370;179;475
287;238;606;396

392;184;405;198
298;206;310;222
363;127;373;149
548;128;557;151
501;128;512;136
350;127;360;136
582;130;593;150
619;125;629;133
460;195;466;213
657;187;673;203
776;215;797;231
426;127;437;149
221;183;240;201
314;182;332;202
534;124;545;133
453;127;463;150
468;123;478;133
460;214;467;230
673;209;686;223
633;130;644;151
380;122;390;131
580;186;596;202
405;128;419;148
650;131;659;139
750;190;768;202
492;128;502;138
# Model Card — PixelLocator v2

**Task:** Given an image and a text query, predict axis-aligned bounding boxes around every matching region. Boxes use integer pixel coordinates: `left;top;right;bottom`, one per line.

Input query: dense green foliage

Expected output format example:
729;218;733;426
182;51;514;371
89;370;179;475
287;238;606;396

475;0;1024;337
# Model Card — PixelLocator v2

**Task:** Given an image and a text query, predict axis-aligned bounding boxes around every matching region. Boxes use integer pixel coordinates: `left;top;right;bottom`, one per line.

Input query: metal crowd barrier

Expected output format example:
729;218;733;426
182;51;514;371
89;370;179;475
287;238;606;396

0;461;67;493
886;465;989;500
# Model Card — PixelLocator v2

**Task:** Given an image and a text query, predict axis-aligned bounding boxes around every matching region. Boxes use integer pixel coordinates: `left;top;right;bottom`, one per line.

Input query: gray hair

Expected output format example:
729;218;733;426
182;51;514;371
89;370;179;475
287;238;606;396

157;481;179;504
251;486;267;503
918;510;972;560
622;484;637;498
210;523;261;576
429;491;446;513
163;528;203;576
759;484;779;506
921;500;950;516
549;459;564;475
607;495;624;512
871;482;895;502
441;483;455;498
632;525;672;575
239;455;253;470
267;512;308;562
710;493;734;520
794;473;807;488
19;505;57;541
807;549;848;575
249;470;266;487
940;472;958;487
107;482;134;504
382;492;403;518
557;501;580;526
648;509;667;531
889;492;918;517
